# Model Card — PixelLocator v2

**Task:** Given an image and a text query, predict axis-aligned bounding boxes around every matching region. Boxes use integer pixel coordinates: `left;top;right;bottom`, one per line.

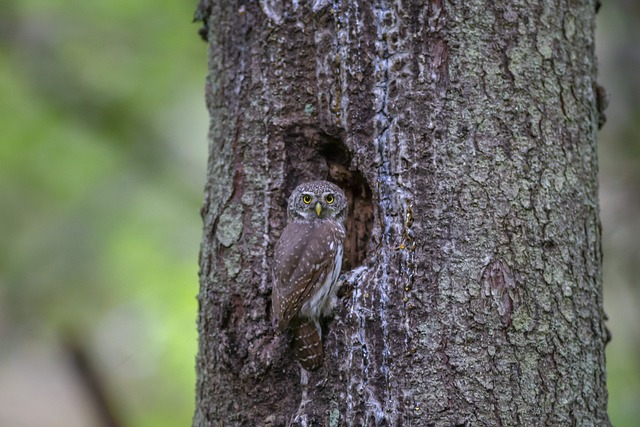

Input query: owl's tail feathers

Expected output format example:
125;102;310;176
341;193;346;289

291;318;323;371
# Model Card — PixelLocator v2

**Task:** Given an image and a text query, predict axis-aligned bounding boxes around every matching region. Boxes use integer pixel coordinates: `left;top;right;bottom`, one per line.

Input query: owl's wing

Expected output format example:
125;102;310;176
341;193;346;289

279;260;330;330
272;221;337;330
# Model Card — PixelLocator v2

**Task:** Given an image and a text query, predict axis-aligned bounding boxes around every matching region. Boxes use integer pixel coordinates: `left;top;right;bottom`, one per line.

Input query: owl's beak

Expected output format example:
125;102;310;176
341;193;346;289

315;202;322;217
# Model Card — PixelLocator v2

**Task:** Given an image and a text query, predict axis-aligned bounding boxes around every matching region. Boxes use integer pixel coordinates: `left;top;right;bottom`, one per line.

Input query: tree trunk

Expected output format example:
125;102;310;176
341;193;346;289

193;0;610;425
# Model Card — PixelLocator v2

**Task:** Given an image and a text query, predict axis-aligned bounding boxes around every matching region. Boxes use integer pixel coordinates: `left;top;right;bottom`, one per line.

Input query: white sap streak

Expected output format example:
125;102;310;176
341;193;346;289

334;0;364;130
370;0;418;422
290;368;310;427
346;269;367;425
259;132;272;295
312;0;331;13
258;0;283;25
372;3;393;422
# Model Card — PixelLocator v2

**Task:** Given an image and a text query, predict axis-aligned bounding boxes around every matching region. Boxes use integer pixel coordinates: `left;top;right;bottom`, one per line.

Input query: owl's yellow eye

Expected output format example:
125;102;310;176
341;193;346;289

325;194;334;204
302;195;312;204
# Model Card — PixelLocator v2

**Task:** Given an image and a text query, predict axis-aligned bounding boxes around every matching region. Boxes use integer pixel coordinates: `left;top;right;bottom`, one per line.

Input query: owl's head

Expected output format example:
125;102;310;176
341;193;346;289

288;181;348;223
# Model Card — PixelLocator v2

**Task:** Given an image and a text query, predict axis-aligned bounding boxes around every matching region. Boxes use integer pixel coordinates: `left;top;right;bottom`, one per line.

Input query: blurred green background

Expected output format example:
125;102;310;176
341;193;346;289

0;1;637;426
0;0;206;426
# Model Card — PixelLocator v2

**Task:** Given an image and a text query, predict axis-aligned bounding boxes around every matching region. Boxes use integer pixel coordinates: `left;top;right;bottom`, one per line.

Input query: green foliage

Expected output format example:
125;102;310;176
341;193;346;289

597;4;640;427
0;0;207;425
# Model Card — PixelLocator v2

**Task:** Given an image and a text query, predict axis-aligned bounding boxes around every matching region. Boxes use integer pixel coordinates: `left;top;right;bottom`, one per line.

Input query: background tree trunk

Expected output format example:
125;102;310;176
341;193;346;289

194;0;610;425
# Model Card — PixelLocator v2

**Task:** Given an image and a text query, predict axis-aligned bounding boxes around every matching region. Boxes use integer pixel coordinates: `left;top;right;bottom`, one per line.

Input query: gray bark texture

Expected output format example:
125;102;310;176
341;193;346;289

193;0;610;425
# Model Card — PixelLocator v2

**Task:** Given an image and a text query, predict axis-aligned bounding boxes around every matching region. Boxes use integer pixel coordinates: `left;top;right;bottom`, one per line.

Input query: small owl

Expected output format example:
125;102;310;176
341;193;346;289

272;181;347;371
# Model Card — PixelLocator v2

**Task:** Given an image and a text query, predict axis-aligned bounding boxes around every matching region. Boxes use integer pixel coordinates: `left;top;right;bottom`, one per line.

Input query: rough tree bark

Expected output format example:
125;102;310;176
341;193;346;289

193;0;610;425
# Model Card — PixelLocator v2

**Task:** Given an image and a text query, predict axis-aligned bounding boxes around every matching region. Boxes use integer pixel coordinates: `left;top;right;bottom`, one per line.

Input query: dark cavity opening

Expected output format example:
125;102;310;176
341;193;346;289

283;125;373;271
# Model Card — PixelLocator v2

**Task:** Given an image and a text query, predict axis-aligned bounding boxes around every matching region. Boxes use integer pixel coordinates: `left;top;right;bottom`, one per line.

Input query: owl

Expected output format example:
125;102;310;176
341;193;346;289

272;181;347;371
